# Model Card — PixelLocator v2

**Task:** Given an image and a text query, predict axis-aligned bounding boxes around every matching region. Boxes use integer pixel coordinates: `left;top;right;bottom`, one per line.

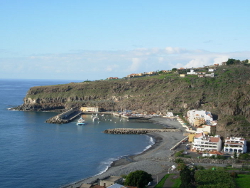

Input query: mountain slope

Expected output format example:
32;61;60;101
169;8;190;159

15;64;250;138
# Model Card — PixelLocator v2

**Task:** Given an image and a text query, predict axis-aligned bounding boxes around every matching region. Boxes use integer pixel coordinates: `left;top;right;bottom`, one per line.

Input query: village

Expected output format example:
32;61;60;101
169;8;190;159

175;109;247;157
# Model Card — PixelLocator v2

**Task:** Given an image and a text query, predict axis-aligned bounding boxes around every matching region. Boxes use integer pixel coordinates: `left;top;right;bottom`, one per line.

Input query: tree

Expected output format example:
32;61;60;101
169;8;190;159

179;166;195;188
124;170;153;188
172;68;177;72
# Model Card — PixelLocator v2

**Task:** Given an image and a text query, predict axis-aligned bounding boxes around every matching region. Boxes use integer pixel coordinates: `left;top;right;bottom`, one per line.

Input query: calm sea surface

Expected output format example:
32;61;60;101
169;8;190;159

0;79;163;188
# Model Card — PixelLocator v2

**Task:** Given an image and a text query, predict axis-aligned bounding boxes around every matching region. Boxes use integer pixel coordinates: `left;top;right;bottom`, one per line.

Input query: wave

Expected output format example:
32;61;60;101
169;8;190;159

96;135;155;176
97;157;118;175
135;135;155;155
7;108;18;111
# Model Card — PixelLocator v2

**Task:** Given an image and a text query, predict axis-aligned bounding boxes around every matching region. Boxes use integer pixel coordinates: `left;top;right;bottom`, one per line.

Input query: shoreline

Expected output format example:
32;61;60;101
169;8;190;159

62;117;185;188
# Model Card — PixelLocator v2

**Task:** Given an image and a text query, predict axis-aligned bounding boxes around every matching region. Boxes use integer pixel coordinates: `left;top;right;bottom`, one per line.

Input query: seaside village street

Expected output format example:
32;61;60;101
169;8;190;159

64;109;248;188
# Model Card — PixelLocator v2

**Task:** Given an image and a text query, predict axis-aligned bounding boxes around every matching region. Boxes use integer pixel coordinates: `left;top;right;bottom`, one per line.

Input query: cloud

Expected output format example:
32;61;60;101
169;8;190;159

0;48;249;80
128;58;142;72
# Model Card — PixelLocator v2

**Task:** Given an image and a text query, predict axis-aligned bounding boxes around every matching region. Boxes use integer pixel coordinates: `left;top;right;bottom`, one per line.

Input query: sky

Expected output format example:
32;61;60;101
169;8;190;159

0;0;249;81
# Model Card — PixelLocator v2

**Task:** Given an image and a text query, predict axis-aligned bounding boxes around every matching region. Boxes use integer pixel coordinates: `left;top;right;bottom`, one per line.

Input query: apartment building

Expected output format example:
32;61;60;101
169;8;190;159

192;133;222;152
224;137;247;153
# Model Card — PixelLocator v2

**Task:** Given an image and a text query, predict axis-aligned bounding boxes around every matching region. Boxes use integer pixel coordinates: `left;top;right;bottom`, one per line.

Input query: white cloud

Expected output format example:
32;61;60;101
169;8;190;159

128;58;142;72
1;48;249;80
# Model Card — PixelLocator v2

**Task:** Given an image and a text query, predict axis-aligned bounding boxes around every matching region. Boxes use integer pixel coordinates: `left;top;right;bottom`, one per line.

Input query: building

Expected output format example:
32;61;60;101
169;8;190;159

196;124;216;134
224;137;247;154
205;73;214;77
187;69;197;75
187;110;215;127
179;74;186;77
107;77;119;80
99;176;123;187
192;133;222;152
208;69;214;72
80;107;99;112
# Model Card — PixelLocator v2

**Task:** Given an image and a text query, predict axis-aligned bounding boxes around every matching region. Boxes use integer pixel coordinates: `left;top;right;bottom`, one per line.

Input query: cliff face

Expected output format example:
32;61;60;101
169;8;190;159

15;64;250;138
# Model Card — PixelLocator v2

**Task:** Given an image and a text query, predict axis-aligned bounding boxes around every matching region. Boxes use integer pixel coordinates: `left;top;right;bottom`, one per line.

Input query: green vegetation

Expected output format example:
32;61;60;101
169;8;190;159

194;169;236;188
124;170;153;188
239;153;250;160
226;58;249;66
235;174;250;188
154;174;171;188
171;177;181;188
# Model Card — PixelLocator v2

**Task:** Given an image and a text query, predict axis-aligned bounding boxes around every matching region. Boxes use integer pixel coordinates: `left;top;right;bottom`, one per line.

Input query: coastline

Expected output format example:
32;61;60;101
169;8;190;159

62;117;185;188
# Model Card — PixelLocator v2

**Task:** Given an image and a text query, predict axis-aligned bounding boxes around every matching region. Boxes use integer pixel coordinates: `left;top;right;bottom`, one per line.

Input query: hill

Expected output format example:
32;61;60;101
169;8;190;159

14;64;250;139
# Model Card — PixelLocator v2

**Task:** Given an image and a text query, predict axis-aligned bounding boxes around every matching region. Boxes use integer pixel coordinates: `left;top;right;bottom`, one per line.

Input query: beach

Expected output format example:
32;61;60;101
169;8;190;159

64;117;186;188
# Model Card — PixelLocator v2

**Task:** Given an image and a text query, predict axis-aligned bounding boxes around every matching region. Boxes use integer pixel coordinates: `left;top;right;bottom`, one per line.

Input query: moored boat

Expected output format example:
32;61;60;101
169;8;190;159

77;117;85;125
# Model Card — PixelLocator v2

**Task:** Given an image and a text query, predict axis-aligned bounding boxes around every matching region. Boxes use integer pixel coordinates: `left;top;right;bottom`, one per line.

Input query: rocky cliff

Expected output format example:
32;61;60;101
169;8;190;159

14;64;250;138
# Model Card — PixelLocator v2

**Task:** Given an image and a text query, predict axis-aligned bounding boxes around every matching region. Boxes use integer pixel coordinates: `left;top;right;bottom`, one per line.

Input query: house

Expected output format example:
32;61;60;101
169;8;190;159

224;137;247;153
208;69;214;72
197;124;216;134
80;184;93;188
180;74;186;77
187;110;214;127
192;133;222;152
80;107;99;112
166;112;174;117
107;77;119;80
187;69;197;75
99;176;123;187
205;73;215;77
198;75;205;78
107;184;137;188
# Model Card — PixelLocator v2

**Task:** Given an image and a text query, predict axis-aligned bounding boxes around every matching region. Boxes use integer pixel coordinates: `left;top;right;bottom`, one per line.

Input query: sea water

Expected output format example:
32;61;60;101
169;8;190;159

0;79;163;188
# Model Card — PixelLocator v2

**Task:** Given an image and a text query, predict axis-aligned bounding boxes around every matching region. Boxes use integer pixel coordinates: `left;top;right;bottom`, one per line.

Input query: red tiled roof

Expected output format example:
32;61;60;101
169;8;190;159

209;151;223;155
210;137;220;143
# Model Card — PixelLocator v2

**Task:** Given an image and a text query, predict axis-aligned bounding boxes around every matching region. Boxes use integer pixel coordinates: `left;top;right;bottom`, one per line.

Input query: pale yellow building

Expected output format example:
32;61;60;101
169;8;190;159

80;107;99;112
193;117;205;127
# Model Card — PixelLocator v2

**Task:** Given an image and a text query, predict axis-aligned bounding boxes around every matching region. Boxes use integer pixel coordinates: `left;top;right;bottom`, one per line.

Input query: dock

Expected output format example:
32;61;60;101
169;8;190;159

46;108;82;124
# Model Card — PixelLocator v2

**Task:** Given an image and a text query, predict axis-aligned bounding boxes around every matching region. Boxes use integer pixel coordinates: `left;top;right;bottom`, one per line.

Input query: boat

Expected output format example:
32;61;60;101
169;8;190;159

92;116;99;122
77;117;85;125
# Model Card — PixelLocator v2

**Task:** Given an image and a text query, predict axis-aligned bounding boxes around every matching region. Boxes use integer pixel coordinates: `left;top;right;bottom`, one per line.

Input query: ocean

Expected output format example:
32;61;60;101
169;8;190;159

0;79;163;188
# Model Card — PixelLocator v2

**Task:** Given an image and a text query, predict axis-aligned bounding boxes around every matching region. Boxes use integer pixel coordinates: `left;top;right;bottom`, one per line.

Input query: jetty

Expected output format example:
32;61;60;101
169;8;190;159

46;108;82;124
104;128;180;134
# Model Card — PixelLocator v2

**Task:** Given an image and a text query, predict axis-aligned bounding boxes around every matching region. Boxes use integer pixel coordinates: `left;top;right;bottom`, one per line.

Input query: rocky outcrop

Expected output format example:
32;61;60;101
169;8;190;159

13;64;250;138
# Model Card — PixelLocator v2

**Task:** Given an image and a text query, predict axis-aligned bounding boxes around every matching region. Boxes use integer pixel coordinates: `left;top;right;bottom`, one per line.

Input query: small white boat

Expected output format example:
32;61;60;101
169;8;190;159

92;116;99;122
77;117;85;125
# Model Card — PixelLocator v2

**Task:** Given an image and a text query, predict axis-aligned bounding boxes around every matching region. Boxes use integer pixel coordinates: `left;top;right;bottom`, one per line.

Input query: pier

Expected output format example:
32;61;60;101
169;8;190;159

104;128;180;134
46;108;82;124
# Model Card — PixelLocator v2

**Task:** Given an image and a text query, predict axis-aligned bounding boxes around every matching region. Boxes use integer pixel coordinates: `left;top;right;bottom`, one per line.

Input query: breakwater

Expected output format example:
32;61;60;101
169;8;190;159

46;108;82;124
104;128;180;134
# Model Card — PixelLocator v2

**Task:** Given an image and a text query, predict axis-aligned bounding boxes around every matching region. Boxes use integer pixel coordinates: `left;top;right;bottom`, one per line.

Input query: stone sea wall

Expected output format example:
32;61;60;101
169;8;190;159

103;128;180;134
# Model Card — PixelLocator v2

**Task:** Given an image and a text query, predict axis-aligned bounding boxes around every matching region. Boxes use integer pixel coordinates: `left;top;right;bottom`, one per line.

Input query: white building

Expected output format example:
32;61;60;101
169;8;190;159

192;133;222;152
205;73;214;77
187;69;197;75
187;110;215;127
224;137;247;154
208;69;214;72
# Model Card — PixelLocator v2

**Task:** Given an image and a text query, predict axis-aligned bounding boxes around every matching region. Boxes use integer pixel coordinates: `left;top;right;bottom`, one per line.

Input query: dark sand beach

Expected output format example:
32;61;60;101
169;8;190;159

63;117;186;188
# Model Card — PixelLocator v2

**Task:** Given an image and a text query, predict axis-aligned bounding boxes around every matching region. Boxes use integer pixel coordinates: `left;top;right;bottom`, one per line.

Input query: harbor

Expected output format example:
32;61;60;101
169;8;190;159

45;108;82;124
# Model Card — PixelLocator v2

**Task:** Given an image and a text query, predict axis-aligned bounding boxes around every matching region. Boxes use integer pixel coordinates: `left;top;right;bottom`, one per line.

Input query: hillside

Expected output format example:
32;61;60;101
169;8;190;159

15;64;250;139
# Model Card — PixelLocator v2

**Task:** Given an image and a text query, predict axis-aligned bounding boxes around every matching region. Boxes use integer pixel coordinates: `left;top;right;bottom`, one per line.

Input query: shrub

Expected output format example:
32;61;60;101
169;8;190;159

124;170;153;188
